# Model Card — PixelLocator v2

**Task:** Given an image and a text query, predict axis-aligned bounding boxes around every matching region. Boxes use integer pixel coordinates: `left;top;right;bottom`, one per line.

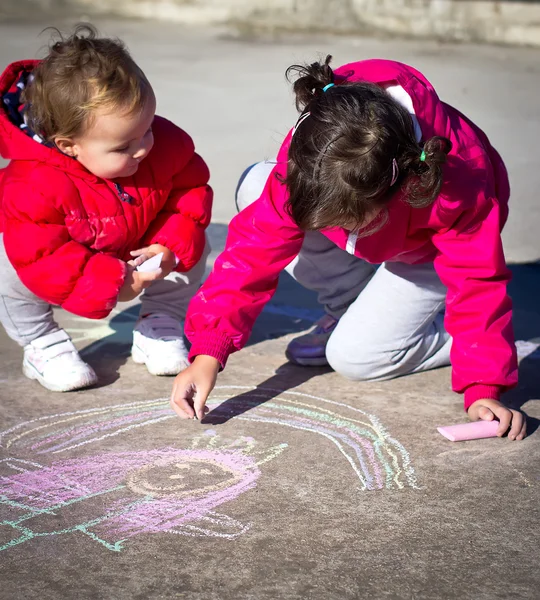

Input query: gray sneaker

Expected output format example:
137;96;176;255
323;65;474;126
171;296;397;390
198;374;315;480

285;314;339;366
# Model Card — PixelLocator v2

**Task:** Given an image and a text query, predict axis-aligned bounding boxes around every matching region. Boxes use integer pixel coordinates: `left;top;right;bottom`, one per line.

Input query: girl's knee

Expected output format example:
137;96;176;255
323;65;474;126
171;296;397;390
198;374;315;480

326;336;403;381
325;338;379;381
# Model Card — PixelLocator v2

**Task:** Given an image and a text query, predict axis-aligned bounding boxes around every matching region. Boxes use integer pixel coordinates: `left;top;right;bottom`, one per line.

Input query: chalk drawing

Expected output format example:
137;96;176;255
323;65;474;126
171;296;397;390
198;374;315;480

0;434;286;552
0;386;417;553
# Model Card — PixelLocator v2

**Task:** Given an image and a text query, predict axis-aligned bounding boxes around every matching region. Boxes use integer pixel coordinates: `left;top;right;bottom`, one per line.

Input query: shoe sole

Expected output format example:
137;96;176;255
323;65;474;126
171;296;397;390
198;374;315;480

285;350;329;367
23;360;98;392
131;344;188;376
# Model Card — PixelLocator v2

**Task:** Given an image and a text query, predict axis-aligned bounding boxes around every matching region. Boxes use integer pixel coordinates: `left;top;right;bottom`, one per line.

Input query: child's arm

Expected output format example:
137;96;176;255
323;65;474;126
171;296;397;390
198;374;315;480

171;163;304;418
3;178;128;319
187;163;304;363
432;189;518;412
140;122;212;272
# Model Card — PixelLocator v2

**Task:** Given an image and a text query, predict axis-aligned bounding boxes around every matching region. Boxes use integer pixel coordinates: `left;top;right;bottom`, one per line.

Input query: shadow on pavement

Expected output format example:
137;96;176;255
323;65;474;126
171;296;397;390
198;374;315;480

504;262;540;434
80;306;139;387
202;361;331;425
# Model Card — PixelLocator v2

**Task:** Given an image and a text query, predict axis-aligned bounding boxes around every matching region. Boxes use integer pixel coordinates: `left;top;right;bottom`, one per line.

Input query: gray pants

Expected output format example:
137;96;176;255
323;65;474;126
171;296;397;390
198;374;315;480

236;161;452;381
0;233;209;347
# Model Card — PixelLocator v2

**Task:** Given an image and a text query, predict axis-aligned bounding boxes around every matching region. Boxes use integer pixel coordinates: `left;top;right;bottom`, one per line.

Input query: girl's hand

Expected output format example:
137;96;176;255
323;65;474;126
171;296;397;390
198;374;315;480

170;355;220;420
130;244;177;277
467;399;527;441
118;263;163;302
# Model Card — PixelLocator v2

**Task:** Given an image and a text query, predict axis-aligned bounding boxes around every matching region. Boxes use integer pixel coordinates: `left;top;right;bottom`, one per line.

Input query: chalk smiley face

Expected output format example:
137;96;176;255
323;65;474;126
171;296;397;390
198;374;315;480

126;455;244;499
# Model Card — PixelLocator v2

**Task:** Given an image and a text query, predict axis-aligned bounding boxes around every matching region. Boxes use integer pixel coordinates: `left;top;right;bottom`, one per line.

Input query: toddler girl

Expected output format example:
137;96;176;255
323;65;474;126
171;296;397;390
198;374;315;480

0;25;212;392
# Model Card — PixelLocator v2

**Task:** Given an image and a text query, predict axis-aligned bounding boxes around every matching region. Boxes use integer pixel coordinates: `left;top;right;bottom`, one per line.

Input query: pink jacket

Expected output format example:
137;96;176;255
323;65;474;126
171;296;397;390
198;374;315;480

186;59;517;409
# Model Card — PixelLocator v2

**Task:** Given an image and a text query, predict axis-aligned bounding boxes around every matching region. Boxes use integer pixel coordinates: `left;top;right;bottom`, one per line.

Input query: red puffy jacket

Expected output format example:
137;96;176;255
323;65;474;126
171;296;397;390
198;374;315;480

0;61;212;320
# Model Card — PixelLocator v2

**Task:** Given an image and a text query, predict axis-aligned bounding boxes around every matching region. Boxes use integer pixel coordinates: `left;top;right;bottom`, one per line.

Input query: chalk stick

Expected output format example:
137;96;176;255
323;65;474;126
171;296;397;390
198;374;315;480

437;420;500;442
136;252;163;272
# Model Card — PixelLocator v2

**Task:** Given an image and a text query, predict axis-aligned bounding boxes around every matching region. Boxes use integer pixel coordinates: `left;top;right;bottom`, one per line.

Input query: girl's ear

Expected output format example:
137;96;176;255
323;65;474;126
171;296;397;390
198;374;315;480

54;137;77;157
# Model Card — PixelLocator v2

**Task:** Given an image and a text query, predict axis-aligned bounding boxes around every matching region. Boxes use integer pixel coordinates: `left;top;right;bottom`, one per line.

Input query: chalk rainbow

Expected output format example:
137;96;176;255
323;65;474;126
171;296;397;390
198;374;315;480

1;386;417;491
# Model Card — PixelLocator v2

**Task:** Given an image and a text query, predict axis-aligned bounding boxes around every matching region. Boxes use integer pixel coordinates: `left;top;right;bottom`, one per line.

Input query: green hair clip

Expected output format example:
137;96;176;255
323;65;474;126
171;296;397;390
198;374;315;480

420;149;426;162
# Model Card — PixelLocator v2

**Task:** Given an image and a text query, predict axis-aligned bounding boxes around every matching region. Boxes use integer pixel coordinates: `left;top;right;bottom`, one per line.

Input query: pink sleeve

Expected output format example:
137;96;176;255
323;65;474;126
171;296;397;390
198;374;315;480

185;163;304;366
432;193;518;410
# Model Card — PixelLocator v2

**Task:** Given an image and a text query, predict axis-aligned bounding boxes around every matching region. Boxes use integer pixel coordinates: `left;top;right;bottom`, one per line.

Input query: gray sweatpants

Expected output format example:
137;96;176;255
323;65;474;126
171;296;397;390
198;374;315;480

236;161;452;381
0;233;209;347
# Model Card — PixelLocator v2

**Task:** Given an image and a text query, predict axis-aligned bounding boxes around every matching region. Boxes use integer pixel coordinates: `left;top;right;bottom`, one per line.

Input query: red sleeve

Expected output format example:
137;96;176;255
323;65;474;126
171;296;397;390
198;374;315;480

142;130;212;272
432;193;517;410
185;163;304;366
3;183;125;319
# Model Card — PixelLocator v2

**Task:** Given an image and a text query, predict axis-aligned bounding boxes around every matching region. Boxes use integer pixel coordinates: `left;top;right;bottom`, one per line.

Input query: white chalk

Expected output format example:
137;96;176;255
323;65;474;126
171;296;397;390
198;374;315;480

136;252;163;272
437;420;500;442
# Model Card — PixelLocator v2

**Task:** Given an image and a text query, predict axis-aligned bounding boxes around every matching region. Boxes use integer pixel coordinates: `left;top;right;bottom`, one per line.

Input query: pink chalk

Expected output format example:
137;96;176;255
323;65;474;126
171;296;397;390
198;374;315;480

437;420;500;442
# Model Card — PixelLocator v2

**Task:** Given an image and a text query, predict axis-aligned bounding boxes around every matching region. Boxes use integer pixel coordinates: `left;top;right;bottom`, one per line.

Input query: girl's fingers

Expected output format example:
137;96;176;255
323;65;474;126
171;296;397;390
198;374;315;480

193;386;212;421
515;417;527;441
170;398;195;419
130;247;149;257
476;406;494;421
491;405;512;437
170;384;196;419
128;255;148;267
508;409;524;441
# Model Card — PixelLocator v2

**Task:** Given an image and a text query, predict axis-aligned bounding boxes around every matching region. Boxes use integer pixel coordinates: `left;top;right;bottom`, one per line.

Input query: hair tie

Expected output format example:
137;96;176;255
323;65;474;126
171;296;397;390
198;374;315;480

390;158;399;186
322;83;335;92
420;149;426;162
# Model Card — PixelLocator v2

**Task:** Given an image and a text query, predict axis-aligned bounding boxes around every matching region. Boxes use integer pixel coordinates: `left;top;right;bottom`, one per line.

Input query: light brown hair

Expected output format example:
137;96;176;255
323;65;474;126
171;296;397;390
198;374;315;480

24;24;153;142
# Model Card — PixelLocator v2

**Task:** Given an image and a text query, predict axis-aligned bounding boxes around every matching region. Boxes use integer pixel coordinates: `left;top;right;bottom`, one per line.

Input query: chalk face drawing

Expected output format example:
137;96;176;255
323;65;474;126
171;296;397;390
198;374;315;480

0;386;417;553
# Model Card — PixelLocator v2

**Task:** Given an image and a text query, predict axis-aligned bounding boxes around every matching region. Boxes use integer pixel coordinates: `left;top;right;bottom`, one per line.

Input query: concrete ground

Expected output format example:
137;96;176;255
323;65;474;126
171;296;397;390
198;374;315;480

0;16;539;600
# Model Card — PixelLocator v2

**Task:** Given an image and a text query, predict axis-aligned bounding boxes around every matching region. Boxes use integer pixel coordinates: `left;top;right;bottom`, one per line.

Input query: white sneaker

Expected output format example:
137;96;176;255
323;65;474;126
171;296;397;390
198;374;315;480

23;329;98;392
131;313;189;376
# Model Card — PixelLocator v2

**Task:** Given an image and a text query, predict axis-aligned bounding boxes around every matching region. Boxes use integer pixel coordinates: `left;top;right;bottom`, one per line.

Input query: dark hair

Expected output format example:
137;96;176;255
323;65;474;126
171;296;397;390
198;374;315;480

283;55;452;231
24;24;153;141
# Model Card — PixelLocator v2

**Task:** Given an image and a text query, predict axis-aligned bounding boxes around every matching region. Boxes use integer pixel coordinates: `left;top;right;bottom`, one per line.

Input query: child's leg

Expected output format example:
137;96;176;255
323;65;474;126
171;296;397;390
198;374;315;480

0;234;60;346
326;261;451;381
133;239;211;376
287;233;375;319
0;234;97;391
236;162;374;318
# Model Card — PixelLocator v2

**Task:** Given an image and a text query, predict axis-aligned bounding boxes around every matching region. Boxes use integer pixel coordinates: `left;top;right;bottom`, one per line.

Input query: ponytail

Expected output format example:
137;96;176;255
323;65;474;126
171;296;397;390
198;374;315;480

401;136;452;208
286;54;334;111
